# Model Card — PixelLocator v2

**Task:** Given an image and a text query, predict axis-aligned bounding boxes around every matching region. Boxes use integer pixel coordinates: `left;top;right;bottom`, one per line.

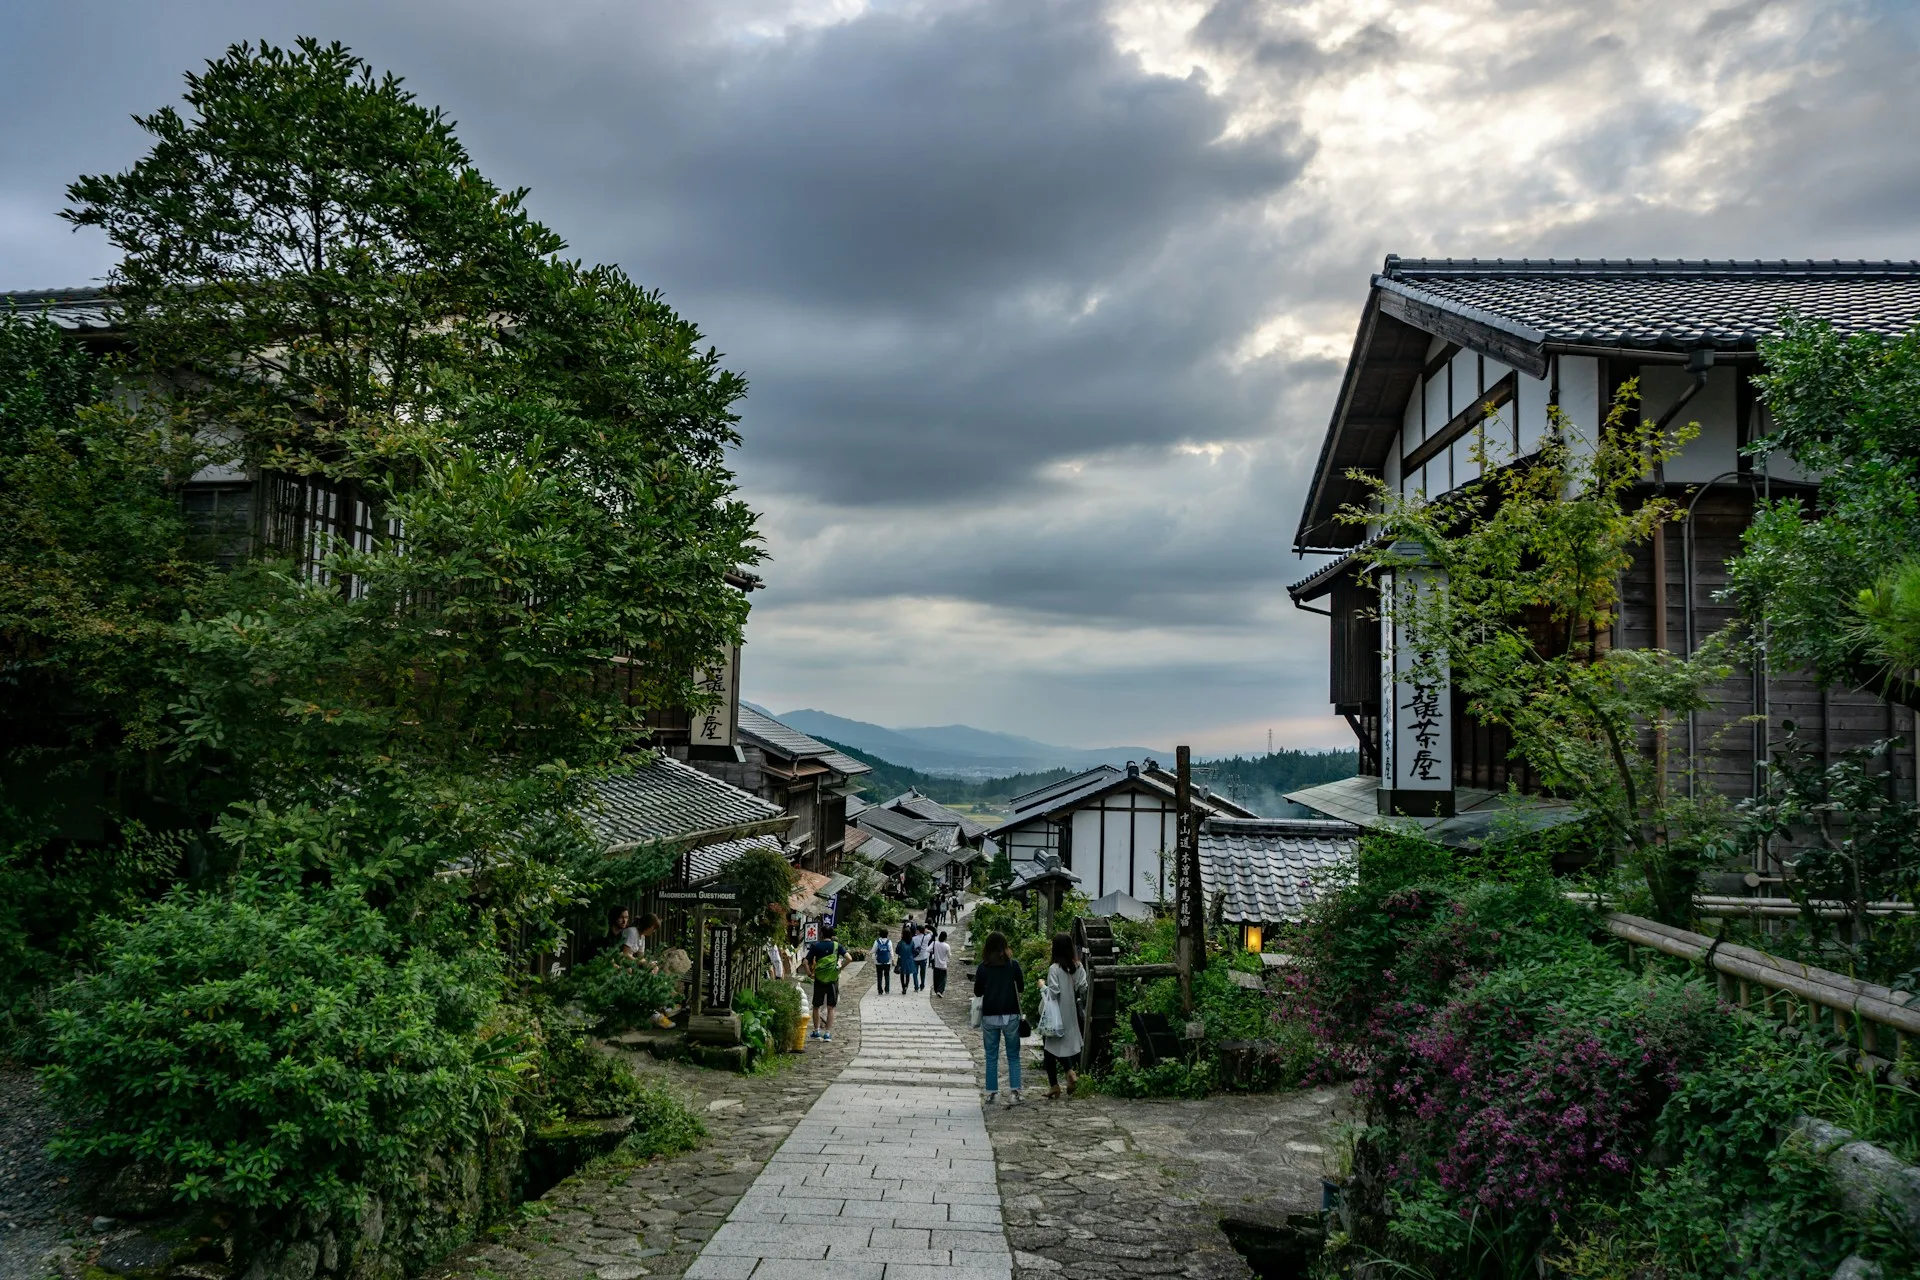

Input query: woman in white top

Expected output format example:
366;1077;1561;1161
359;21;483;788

1040;932;1089;1099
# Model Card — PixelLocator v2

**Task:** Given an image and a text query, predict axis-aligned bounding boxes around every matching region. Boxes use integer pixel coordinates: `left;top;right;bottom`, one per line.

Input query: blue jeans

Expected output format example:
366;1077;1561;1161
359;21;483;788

915;960;928;990
982;1014;1022;1093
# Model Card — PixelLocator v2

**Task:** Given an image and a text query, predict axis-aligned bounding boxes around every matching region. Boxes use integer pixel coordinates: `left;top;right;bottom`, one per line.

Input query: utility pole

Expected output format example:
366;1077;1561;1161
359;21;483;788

1267;728;1273;755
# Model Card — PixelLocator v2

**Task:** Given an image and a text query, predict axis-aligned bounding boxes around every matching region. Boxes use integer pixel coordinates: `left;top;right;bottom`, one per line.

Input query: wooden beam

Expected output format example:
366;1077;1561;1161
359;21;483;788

1402;372;1517;475
1379;290;1549;379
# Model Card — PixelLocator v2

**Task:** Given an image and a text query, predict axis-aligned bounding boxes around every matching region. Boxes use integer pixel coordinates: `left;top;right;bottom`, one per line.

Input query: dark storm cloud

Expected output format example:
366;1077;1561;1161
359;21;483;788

642;2;1307;312
454;0;1316;505
4;0;1919;746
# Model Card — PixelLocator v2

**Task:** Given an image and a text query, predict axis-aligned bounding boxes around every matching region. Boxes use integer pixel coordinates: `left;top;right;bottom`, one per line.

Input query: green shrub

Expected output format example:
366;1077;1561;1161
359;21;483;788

622;1077;705;1159
538;1031;649;1120
1094;1057;1213;1099
562;951;679;1032
40;882;519;1214
732;987;777;1059
757;978;802;1049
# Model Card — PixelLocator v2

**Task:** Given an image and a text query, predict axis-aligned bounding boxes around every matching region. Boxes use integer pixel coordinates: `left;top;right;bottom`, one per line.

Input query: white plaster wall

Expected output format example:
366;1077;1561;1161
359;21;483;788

1558;356;1602;462
1643;365;1740;483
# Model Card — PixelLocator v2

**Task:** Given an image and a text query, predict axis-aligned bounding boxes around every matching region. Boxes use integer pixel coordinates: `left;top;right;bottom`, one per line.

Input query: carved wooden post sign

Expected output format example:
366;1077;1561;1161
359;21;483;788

1379;544;1455;818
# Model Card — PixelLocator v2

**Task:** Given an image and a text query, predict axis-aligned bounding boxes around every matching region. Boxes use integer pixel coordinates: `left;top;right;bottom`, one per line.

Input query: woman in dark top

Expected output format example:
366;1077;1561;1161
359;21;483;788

973;930;1025;1103
895;925;915;996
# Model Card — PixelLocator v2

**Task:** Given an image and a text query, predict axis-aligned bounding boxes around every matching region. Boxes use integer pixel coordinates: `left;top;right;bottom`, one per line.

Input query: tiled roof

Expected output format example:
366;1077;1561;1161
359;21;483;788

736;706;872;774
853;804;937;846
865;832;923;868
1197;817;1360;925
1138;766;1262;819
887;791;990;840
1008;767;1120;813
991;767;1245;836
913;848;959;873
583;755;788;852
3;287;116;333
686;833;786;884
1379;257;1920;352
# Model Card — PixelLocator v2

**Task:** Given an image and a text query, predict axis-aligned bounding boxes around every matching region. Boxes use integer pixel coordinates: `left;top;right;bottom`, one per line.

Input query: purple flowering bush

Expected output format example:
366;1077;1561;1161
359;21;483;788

1289;832;1915;1278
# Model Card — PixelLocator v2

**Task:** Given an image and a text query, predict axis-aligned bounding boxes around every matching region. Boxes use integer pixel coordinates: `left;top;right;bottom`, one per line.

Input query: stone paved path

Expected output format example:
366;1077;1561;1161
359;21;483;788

926;936;1345;1280
434;965;874;1280
686;982;1011;1280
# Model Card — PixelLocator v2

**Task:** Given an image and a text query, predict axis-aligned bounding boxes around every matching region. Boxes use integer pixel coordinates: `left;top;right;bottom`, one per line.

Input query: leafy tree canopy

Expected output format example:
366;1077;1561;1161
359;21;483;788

1345;392;1734;921
1733;319;1920;708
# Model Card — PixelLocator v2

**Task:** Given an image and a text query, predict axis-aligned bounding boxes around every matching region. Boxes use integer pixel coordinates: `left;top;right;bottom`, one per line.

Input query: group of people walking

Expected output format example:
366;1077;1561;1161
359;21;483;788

971;929;1086;1104
873;920;950;995
833;904;1091;1108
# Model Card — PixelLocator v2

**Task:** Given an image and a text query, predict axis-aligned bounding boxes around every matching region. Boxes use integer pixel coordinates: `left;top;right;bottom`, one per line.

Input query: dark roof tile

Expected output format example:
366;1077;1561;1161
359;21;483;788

1197;818;1360;924
1380;257;1920;351
584;756;787;851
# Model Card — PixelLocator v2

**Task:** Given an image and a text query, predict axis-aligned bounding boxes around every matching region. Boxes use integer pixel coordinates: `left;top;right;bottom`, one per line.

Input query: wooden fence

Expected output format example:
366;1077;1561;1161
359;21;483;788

1600;909;1920;1072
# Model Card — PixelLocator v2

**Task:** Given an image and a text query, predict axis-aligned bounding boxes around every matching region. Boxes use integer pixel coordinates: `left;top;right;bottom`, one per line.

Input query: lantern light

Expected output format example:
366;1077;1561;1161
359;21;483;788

1243;924;1263;953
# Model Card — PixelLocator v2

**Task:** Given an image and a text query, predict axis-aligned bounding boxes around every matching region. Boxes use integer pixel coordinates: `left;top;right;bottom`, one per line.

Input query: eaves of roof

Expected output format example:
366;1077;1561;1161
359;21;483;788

1285;774;1579;850
582;755;791;854
1006;766;1120;814
989;770;1243;837
1293;256;1920;554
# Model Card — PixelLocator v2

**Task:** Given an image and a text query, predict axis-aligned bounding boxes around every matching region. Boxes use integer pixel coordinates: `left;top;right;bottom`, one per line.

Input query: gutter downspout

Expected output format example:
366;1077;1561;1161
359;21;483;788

1680;470;1752;799
1647;348;1714;818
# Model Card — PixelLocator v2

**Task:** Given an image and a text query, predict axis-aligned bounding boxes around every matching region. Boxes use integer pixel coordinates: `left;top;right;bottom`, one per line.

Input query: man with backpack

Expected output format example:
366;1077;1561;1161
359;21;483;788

805;925;849;1042
872;929;893;993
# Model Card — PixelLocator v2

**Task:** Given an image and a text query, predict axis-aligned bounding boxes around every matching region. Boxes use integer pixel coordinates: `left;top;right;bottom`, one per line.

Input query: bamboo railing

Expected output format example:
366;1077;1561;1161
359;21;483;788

1598;909;1920;1070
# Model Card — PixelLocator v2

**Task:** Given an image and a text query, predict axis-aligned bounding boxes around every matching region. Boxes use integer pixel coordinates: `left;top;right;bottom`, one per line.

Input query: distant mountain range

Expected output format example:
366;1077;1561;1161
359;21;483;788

745;705;1167;779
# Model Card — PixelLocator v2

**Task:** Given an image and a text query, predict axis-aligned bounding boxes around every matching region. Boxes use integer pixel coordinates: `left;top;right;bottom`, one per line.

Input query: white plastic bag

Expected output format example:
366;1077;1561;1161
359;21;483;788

1037;987;1065;1039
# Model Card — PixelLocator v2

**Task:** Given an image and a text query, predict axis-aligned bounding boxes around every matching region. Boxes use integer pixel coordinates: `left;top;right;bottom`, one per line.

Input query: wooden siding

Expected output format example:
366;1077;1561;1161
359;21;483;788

1330;576;1381;709
1616;484;1916;830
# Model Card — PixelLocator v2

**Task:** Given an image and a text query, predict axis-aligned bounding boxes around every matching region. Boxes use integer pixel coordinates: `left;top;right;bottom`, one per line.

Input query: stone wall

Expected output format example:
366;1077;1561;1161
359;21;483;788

78;1123;524;1280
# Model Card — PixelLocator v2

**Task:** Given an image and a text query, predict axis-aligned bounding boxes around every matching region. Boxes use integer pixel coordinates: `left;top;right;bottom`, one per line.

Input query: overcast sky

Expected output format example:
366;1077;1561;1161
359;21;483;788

6;0;1919;755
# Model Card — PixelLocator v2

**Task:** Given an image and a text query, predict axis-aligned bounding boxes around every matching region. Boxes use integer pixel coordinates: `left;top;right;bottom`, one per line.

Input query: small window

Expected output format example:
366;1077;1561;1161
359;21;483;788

182;484;254;566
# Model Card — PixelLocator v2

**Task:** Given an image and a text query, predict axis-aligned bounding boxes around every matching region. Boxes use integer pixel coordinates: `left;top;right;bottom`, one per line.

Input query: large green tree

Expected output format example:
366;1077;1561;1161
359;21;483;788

1732;319;1920;709
22;38;760;1217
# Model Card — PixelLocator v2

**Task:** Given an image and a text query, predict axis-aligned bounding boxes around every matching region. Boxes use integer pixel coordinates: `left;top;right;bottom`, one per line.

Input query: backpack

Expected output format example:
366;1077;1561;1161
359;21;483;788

875;938;892;965
813;941;845;984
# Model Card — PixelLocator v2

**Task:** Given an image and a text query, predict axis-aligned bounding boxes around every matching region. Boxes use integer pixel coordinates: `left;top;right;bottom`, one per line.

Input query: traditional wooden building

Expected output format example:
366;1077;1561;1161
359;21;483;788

1286;258;1920;861
875;790;991;888
685;706;871;874
988;762;1256;904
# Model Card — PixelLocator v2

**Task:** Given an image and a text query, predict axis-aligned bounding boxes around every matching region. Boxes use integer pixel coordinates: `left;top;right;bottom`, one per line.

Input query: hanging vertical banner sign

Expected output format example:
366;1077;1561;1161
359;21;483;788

822;893;839;928
704;920;734;1012
691;645;741;748
1379;556;1456;818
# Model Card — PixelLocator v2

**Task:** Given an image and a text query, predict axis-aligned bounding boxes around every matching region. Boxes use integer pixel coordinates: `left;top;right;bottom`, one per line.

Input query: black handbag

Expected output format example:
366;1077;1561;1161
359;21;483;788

1018;1016;1032;1039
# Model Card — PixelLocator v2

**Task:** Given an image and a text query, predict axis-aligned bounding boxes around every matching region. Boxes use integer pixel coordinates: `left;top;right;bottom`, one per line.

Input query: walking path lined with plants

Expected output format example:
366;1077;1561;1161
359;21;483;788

686;981;1012;1279
434;967;874;1280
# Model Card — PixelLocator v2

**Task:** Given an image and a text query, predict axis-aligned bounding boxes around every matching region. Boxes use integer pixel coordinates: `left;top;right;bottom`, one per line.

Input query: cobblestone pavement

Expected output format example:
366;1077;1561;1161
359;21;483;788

434;964;874;1280
686;984;1011;1279
930;922;1347;1280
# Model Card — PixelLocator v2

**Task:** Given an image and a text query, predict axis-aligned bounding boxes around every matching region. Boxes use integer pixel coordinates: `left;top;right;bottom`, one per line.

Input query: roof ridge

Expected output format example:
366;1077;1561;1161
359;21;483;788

3;286;113;304
1382;255;1920;279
